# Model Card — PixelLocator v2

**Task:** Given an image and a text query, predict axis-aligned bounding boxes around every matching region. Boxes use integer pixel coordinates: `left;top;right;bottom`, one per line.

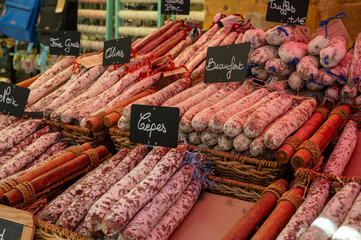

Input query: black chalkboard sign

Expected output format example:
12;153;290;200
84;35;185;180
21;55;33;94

103;38;131;66
0;218;24;240
0;82;30;118
161;0;190;15
266;0;310;25
130;105;180;148
204;43;249;83
49;31;81;56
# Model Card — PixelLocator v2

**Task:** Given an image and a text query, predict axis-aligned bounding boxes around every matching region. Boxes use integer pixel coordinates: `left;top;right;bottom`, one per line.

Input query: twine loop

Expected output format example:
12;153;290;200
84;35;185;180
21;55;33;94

93;111;107;129
278;190;304;210
14;181;36;206
314;107;329;120
0;179;20;192
83;149;100;170
297;140;321;168
67;145;84;157
319;12;346;37
283;136;302;152
330;106;349;127
263;181;288;199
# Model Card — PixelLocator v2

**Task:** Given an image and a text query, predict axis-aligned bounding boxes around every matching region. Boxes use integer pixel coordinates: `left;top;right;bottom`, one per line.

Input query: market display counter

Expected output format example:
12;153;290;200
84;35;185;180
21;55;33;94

170;192;254;240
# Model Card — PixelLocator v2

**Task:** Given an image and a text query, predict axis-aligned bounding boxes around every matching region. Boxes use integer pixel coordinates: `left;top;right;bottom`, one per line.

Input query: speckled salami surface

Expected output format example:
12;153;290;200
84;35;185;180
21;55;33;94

265;26;302;46
179;84;240;133
192;83;252;132
188;131;202;145
266;75;289;91
102;145;187;236
264;99;316;150
40;149;130;224
279;41;308;64
251;66;269;80
26;142;68;168
0;116;18;131
29;56;75;91
209;88;269;133
145;180;201;240
276;178;330;240
85;147;169;236
323;120;357;176
243;95;293;138
56;146;148;230
162;82;208;107
117;116;130;131
296;56;320;81
74;221;88;237
265;58;294;76
0;126;50;166
223;91;281;137
332;191;361;240
170;84;223;118
300;182;361;240
288;71;306;91
0;119;41;154
190;61;206;81
320;36;347;68
233;133;252;152
168;37;193;59
27;66;73;106
121;164;194;240
0;132;59;180
201;128;219;146
218;134;234;151
250;45;279;66
308;35;331;56
242;29;266;49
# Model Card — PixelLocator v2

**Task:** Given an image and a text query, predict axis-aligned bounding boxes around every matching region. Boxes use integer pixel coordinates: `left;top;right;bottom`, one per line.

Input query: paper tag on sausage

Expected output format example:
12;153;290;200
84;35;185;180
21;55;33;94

315;19;352;43
77;54;103;68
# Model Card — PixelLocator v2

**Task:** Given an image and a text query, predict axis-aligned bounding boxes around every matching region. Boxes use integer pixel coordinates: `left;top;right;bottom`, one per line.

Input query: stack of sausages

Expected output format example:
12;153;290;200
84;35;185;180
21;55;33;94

38;144;201;240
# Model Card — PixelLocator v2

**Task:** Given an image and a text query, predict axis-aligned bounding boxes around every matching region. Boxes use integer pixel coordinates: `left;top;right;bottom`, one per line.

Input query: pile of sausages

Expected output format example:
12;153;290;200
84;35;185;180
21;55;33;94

0;118;67;181
37;145;201;240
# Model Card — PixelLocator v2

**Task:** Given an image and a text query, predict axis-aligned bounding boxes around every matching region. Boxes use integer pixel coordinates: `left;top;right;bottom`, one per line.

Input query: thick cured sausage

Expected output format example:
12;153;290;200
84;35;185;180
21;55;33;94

288;71;305;91
308;35;331;55
296;56;320;81
209;88;269;133
242;29;266;49
218;134;234;151
223;91;281;137
201;128;219;146
243;95;293;138
188;131;202;145
162;82;207;107
101;145;187;236
320;36;347;68
84;147;169;238
40;149;130;224
264;99;317;150
278;41;308;64
265;58;294;76
265;26;302;46
233;133;252;152
250;45;279;66
120;164;194;240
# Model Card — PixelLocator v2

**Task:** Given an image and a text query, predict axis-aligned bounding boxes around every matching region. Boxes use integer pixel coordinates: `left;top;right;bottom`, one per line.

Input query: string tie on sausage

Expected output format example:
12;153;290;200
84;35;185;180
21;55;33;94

276;26;289;36
353;77;360;84
306;74;320;85
277;190;304;210
267;77;273;84
262;181;288;199
284;23;296;28
323;55;330;65
326;69;347;83
319;12;346;37
348;42;355;52
293;58;300;65
268;66;277;73
247;64;258;72
248;74;258;79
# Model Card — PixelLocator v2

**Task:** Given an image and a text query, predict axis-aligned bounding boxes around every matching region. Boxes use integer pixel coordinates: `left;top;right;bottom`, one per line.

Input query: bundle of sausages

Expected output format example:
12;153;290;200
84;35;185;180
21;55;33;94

37;144;202;240
0;119;68;181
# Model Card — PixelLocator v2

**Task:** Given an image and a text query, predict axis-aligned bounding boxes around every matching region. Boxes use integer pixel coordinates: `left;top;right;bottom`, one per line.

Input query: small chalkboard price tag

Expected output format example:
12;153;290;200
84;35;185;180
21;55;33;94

204;43;249;83
0;205;35;240
103;38;131;66
49;31;81;56
266;0;310;25
0;82;30;118
130;105;180;148
161;0;190;15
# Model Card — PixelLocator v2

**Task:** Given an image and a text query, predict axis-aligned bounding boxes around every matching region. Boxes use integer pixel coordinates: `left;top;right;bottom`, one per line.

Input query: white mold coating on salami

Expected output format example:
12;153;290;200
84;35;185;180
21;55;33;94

242;29;266;49
307;35;331;55
265;26;302;46
300;183;361;240
233;133;252;152
218;134;234;151
276;178;330;240
188;131;202;145
322;120;357;176
201;128;219;146
279;41;308;64
250;45;279;66
265;58;294;76
266;75;289;91
101;145;187;236
288;71;305;91
251;66;269;80
320;36;347;68
296;55;320;81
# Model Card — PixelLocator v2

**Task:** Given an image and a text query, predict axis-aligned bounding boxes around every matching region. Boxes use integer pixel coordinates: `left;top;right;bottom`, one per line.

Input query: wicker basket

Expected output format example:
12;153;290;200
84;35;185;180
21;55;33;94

43;120;94;145
109;127;142;150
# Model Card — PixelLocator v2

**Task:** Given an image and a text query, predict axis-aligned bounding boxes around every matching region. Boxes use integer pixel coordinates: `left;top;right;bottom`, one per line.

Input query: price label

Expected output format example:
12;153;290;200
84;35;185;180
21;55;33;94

0;82;30;118
103;38;131;66
130;105;180;148
0;205;35;240
204;43;249;83
266;0;310;26
161;0;190;15
49;31;81;56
